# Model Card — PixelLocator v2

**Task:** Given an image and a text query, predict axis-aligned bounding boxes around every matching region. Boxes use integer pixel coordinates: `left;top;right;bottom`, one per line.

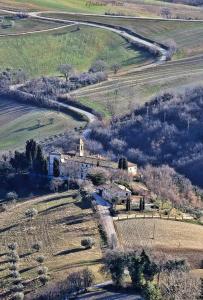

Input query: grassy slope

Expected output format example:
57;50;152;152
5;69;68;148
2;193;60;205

0;18;65;34
0;191;103;297
1;0;203;18
74;55;203;116
0;99;85;151
45;14;203;116
50;13;203;59
0;25;150;77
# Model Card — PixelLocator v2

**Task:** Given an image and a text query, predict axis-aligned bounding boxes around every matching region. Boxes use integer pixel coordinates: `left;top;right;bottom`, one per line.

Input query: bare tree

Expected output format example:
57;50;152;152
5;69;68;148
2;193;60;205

58;64;73;81
111;63;121;74
160;8;172;19
160;270;201;300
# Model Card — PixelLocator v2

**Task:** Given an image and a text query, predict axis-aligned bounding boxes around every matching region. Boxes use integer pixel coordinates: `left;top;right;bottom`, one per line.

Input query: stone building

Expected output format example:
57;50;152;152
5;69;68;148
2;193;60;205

48;139;137;180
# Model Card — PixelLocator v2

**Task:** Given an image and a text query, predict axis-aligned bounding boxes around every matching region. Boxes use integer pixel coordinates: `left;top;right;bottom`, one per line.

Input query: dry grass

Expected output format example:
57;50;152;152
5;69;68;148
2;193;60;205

115;218;203;268
0;191;103;296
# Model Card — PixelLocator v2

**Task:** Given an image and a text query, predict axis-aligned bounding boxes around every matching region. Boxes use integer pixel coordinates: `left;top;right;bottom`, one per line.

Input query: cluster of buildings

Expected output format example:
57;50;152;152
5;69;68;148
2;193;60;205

48;139;152;210
48;138;137;180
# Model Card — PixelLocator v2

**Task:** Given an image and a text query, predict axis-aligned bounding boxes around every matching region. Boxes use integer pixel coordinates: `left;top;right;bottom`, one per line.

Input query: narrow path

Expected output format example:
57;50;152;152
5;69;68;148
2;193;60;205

93;193;119;249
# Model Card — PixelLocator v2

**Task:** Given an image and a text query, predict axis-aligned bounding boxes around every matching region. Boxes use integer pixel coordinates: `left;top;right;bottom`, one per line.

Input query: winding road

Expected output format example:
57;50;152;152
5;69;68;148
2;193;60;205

0;7;171;127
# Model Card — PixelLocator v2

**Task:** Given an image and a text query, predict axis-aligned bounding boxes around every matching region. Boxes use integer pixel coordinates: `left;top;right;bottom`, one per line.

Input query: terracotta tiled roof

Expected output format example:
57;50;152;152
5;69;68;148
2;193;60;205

62;155;118;169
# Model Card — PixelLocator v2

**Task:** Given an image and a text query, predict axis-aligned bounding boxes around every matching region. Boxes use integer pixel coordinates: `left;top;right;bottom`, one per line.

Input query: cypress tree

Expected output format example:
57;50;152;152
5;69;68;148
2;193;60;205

42;159;48;176
53;158;60;177
126;197;131;211
123;157;128;170
118;157;123;169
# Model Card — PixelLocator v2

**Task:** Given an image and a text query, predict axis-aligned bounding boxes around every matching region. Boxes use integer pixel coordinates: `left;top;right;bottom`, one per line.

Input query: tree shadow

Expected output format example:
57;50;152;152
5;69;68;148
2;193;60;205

38;194;73;204
55;213;90;226
13;124;48;133
19;251;32;259
54;247;83;257
75;200;91;210
0;223;18;233
20;265;36;274
39;202;72;215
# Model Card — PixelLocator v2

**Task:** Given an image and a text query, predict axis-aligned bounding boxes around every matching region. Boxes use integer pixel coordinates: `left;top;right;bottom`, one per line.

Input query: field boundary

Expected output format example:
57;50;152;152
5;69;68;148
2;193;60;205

113;213;194;222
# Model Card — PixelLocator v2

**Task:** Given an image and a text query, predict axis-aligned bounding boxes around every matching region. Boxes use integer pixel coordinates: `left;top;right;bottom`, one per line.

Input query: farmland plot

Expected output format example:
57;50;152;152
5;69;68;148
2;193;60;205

115;218;203;268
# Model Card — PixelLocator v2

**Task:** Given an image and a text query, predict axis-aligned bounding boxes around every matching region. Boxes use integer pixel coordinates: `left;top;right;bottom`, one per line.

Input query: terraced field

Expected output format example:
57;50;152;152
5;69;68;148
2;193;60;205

37;13;202;116
115;218;203;268
0;98;86;151
0;24;151;77
0;191;103;298
72;54;203;116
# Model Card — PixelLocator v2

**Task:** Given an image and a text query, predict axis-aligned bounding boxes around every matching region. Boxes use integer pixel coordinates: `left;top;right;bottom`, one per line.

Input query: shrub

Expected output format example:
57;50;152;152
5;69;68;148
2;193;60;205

11;292;24;300
8;242;18;250
82;268;95;291
81;238;95;249
32;241;42;252
6;191;18;202
10;271;21;278
87;167;109;186
67;271;84;293
144;282;162;300
39;274;49;285
36;255;45;264
8;251;19;263
25;208;38;219
37;266;48;275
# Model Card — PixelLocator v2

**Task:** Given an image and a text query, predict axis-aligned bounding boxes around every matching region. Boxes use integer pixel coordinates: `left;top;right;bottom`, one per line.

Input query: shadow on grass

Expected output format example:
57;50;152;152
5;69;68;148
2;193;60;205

20;265;36;274
38;194;73;204
20;251;32;259
13;124;48;133
55;213;91;226
0;223;18;233
39;201;75;215
0;266;8;272
54;247;83;257
53;258;102;272
75;200;91;210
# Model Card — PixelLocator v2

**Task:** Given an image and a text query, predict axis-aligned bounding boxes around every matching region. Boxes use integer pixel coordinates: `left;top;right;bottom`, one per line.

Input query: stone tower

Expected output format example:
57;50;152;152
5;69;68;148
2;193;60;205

77;138;84;157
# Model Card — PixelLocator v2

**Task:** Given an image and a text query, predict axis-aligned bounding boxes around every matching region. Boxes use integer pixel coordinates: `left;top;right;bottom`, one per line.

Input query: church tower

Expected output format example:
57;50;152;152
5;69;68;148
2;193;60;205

77;138;84;157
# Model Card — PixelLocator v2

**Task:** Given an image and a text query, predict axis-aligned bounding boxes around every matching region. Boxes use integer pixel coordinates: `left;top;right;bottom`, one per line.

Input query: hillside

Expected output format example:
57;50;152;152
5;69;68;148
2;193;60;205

90;86;203;187
0;191;103;298
0;98;86;151
1;0;203;19
0;25;150;77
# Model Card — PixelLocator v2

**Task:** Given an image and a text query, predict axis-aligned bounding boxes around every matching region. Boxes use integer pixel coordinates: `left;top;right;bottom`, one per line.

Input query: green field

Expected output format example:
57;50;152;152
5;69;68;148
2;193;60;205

48;13;203;59
0;98;86;151
41;13;203;116
1;0;203;18
0;25;151;77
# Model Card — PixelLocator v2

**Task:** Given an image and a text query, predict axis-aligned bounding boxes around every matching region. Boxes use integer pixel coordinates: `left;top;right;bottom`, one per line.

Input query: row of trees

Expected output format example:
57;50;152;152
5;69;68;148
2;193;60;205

103;249;201;299
10;139;48;175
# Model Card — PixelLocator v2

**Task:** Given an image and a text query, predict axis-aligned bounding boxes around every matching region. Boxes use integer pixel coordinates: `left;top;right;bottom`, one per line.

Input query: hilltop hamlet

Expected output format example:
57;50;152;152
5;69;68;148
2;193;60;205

0;0;203;299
